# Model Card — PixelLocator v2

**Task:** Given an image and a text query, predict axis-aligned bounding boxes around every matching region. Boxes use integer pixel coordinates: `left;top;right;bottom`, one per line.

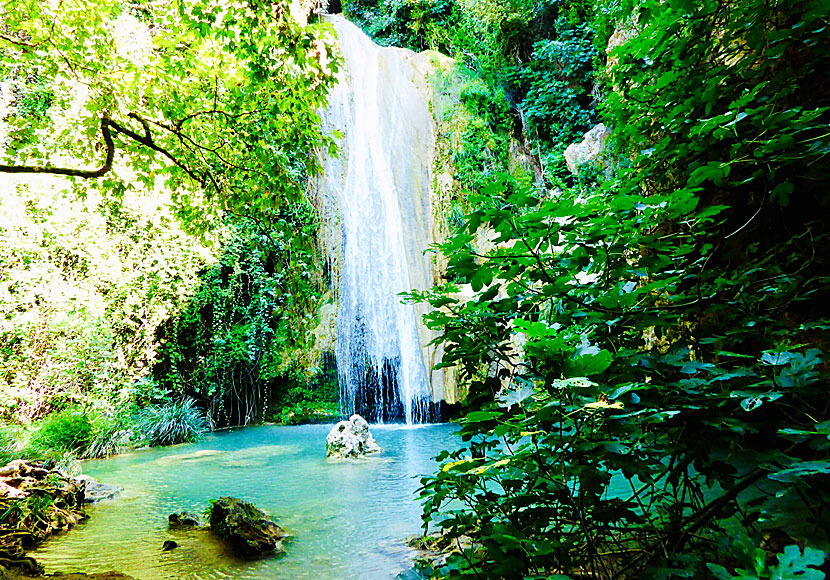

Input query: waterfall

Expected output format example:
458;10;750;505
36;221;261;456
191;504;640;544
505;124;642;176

316;16;441;424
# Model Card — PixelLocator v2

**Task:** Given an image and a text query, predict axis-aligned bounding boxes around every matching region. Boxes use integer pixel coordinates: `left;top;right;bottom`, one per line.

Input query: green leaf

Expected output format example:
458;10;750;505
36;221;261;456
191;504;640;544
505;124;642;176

768;460;830;483
771;182;794;206
771;545;826;580
464;411;503;423
565;349;612;376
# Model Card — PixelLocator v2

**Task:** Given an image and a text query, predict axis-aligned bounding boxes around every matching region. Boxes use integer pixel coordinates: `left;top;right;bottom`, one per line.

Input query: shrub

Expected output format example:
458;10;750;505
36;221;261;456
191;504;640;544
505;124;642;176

134;398;208;447
29;407;93;454
414;0;830;576
83;410;138;459
0;426;19;465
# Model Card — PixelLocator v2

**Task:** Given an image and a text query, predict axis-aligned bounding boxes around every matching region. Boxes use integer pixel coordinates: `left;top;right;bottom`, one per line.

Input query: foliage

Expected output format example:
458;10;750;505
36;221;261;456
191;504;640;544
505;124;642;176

413;0;830;577
0;426;17;465
343;0;598;180
344;0;458;52
707;544;827;580
154;209;326;428
0;0;339;228
268;354;340;424
83;408;138;459
134;397;207;447
1;0;338;440
506;22;598;175
25;404;137;459
0;493;55;528
434;69;513;201
28;407;93;454
0;174;213;423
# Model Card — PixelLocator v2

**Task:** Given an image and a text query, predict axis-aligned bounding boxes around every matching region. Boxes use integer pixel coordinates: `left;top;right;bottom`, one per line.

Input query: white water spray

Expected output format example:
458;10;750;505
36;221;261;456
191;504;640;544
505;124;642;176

316;16;438;424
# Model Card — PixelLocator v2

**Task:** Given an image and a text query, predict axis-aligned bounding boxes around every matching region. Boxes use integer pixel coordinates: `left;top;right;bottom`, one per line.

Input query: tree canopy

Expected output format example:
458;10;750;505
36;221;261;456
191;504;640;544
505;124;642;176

0;0;340;449
1;0;338;229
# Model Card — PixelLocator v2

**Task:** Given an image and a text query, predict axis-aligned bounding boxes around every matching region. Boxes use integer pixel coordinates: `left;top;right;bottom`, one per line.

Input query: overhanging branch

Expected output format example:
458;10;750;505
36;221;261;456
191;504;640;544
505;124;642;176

0;114;115;178
0;112;207;187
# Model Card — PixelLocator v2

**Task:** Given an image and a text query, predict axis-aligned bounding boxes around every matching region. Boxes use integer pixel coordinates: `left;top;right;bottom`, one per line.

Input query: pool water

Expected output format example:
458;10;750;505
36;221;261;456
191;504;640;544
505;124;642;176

33;423;458;580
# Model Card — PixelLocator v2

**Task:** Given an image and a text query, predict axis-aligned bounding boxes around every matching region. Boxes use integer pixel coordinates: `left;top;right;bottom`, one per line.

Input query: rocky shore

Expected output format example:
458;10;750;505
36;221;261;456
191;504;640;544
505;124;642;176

0;459;126;579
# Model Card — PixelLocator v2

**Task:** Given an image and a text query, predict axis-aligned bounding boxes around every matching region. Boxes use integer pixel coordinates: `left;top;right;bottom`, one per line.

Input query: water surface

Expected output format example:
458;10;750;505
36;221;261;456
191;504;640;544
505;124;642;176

34;423;457;580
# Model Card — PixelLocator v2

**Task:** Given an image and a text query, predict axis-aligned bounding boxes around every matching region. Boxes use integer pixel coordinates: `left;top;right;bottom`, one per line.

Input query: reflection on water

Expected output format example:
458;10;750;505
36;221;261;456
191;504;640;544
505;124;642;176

33;423;457;580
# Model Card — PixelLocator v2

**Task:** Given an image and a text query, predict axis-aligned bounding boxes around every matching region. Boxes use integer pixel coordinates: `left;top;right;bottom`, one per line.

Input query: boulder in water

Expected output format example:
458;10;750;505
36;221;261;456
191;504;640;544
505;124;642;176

208;497;287;558
168;511;201;529
325;414;382;458
74;474;122;503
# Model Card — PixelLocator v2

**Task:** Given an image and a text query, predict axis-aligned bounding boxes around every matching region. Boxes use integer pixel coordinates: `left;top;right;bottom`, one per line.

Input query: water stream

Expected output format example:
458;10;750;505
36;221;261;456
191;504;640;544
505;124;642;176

33;423;457;580
317;16;439;424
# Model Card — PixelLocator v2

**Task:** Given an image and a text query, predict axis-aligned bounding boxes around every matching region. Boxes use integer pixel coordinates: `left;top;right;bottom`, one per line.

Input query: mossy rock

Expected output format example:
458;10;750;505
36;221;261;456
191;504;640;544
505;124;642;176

208;497;287;558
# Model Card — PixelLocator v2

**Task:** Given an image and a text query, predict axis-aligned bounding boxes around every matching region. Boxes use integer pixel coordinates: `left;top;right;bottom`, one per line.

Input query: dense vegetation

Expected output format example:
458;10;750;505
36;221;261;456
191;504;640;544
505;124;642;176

2;0;828;578
359;0;830;578
343;0;598;181
0;0;339;459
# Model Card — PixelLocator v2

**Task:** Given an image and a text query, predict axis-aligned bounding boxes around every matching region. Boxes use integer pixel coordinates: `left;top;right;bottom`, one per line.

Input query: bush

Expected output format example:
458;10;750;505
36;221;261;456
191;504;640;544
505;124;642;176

0;426;19;465
83;410;138;458
29;407;93;454
134;398;208;447
414;0;830;576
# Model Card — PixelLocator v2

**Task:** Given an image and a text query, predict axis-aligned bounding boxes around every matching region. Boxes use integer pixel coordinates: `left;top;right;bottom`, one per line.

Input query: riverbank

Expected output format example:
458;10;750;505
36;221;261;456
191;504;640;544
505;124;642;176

0;459;126;579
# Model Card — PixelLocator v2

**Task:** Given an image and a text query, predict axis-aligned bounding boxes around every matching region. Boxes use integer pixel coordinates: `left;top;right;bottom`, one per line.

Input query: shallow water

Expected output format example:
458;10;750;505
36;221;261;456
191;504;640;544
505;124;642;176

34;423;458;580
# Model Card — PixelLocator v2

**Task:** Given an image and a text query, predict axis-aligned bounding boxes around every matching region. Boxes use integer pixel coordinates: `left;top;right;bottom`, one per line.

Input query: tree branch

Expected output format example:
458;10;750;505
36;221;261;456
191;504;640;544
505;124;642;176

0;112;206;187
110;113;205;185
0;114;114;178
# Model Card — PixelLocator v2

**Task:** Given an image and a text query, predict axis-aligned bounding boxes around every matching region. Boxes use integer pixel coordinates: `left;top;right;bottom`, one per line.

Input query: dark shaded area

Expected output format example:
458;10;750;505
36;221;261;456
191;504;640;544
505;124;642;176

153;212;331;428
349;357;449;423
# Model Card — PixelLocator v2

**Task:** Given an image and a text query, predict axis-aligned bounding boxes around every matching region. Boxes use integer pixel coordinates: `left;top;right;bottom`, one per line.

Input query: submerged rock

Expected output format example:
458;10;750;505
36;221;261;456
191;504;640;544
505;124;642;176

407;533;477;569
325;414;382;459
208;497;287;558
168;511;201;529
74;475;122;503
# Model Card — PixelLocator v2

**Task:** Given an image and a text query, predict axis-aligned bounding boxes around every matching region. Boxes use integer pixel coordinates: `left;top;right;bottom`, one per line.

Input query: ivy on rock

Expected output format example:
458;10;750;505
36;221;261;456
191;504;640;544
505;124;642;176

153;208;332;429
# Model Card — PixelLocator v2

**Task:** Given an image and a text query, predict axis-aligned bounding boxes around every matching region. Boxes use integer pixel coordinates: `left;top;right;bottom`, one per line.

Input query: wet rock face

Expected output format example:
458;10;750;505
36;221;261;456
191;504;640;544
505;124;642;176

325;414;382;458
208;497;288;558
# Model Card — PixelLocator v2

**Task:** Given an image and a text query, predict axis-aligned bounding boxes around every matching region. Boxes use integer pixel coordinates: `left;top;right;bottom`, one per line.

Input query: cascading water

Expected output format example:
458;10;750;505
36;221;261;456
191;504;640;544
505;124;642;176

316;16;440;424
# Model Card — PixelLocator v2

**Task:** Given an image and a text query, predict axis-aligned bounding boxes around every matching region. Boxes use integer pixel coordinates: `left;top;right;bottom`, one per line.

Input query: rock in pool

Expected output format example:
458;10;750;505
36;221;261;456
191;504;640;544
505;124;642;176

168;511;201;529
326;414;382;459
208;497;288;558
73;474;122;503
